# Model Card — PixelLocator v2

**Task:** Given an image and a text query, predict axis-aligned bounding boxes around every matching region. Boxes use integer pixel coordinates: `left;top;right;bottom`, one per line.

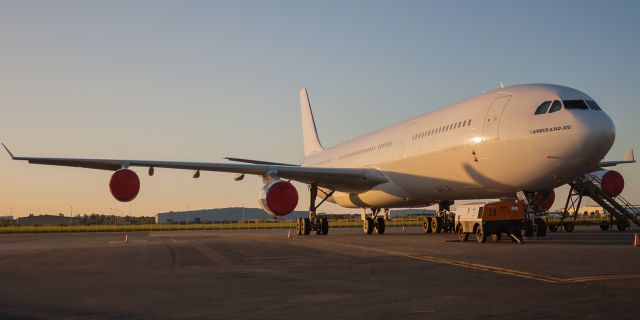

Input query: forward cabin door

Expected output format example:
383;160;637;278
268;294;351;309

482;95;511;142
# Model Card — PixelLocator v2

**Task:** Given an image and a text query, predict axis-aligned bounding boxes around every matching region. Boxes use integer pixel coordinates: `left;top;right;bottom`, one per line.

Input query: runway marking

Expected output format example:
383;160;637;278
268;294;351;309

310;241;640;285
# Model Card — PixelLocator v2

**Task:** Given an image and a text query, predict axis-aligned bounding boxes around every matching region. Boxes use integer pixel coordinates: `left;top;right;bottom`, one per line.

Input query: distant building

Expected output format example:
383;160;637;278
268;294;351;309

0;216;13;223
18;214;73;226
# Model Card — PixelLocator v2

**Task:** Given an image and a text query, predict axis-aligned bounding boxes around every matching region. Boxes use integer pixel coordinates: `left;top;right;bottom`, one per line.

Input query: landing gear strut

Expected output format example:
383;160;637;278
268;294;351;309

296;184;333;236
518;191;547;238
361;208;388;235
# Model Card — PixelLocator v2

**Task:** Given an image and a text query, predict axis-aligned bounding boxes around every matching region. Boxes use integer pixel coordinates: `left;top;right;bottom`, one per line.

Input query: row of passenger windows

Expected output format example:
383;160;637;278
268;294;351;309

338;140;393;161
534;99;602;115
411;119;472;141
338;145;376;160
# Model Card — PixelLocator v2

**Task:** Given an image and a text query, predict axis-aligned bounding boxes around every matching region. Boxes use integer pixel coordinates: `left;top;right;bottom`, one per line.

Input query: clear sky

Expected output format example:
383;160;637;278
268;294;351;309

1;0;639;217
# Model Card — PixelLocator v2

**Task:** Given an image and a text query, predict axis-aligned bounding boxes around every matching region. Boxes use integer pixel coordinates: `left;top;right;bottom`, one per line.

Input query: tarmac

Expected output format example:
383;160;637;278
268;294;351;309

0;226;639;319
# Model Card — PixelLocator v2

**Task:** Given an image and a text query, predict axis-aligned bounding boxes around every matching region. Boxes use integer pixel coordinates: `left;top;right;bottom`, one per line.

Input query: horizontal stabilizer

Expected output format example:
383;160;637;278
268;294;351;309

597;148;636;167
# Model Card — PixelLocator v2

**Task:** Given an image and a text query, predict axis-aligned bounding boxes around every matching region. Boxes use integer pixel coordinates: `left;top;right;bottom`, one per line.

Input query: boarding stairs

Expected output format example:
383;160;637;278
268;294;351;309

565;175;640;228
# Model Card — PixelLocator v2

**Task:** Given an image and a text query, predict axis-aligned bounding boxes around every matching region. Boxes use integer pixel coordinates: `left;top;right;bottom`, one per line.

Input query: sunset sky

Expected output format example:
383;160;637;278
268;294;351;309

1;0;639;217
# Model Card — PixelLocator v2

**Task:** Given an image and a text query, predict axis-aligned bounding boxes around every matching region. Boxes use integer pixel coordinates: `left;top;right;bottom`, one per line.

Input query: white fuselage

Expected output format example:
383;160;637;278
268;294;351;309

301;84;615;208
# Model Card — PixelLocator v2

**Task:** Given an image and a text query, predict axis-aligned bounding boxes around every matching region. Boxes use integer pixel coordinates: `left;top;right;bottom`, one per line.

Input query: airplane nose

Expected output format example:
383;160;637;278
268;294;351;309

570;110;615;161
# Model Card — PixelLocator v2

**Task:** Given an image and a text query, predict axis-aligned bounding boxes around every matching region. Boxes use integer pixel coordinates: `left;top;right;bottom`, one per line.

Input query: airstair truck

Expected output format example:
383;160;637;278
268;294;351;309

455;200;525;243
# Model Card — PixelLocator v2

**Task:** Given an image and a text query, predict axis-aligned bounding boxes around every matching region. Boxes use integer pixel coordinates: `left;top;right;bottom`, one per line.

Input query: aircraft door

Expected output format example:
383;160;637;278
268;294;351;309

483;95;511;141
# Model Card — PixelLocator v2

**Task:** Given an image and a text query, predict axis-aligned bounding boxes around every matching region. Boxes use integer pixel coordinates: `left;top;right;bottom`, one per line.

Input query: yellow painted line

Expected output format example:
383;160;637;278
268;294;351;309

321;241;640;285
563;275;640;283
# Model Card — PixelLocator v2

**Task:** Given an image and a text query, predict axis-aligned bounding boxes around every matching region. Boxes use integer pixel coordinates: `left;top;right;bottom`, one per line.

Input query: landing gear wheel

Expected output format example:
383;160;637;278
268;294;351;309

456;224;466;241
548;224;558;232
320;218;329;235
533;218;547;237
302;218;311;235
375;217;386;235
296;218;303;235
617;220;629;231
490;233;502;242
524;220;534;237
431;217;442;233
475;226;487;243
599;221;610;231
563;221;575;233
423;218;432;234
363;218;374;235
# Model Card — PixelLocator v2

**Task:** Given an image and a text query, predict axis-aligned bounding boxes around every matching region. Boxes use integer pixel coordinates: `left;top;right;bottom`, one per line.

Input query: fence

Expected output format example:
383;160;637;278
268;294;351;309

0;217;427;234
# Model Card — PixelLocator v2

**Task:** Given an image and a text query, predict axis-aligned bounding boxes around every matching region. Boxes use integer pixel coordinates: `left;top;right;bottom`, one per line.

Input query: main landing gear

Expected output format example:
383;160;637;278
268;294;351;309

296;184;333;236
361;208;388;235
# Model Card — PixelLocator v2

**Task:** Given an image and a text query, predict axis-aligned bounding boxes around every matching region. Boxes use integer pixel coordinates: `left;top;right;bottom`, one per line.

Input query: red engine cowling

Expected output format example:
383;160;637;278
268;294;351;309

586;169;624;197
258;180;298;216
534;189;555;210
109;169;140;202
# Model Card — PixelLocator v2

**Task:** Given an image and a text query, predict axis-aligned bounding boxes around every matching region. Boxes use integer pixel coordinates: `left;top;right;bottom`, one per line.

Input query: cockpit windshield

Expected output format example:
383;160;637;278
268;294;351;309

563;100;589;110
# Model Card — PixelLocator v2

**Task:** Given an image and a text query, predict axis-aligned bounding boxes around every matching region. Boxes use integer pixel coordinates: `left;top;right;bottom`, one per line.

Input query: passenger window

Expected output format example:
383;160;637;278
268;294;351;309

548;100;562;113
477;207;483;219
586;100;602;111
534;101;551;115
563;100;589;110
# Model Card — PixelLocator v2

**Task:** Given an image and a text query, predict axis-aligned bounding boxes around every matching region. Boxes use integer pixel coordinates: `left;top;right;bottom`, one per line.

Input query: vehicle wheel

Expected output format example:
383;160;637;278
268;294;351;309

296;218;303;235
490;233;502;242
563;221;575;233
617;220;628;231
320;218;329;235
363;218;374;235
475;226;486;243
423;218;432;234
599;221;610;231
548;224;558;232
302;218;311;235
533;218;547;237
431;217;442;233
375;217;385;235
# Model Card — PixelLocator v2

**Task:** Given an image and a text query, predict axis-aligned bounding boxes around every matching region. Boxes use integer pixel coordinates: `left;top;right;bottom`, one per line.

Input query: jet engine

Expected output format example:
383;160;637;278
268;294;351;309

109;169;140;202
258;180;298;216
534;189;555;210
586;169;624;197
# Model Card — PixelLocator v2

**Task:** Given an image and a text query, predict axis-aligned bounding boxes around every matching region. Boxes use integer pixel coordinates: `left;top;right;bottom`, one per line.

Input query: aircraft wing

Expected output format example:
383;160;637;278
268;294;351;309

2;144;386;193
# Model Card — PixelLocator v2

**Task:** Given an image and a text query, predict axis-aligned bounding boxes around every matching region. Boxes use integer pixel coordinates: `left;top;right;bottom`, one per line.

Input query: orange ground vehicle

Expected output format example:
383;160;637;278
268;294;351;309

455;200;525;243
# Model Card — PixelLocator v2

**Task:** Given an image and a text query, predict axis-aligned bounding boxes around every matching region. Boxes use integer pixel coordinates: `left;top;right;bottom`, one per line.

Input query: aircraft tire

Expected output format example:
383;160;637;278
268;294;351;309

599;221;609;231
363;218;374;235
320;218;329;235
375;217;385;235
302;218;311;235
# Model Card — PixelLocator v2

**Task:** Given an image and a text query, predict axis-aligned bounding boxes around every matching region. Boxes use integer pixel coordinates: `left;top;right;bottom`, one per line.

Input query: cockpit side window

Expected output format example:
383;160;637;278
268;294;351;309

586;100;602;111
548;100;562;113
564;100;589;110
534;101;551;115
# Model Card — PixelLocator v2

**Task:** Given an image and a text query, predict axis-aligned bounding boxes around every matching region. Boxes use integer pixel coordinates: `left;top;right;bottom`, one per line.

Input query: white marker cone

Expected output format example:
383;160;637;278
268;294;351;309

288;230;291;239
125;234;129;242
634;233;639;247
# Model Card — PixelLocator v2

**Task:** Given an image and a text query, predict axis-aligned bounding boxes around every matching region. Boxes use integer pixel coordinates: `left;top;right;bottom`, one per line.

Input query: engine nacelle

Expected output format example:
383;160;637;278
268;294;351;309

534;189;555;210
258;180;298;216
109;169;140;202
586;169;624;197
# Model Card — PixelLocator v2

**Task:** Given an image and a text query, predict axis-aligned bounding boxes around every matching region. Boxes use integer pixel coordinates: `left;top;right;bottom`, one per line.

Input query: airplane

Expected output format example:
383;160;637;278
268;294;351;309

3;84;636;238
